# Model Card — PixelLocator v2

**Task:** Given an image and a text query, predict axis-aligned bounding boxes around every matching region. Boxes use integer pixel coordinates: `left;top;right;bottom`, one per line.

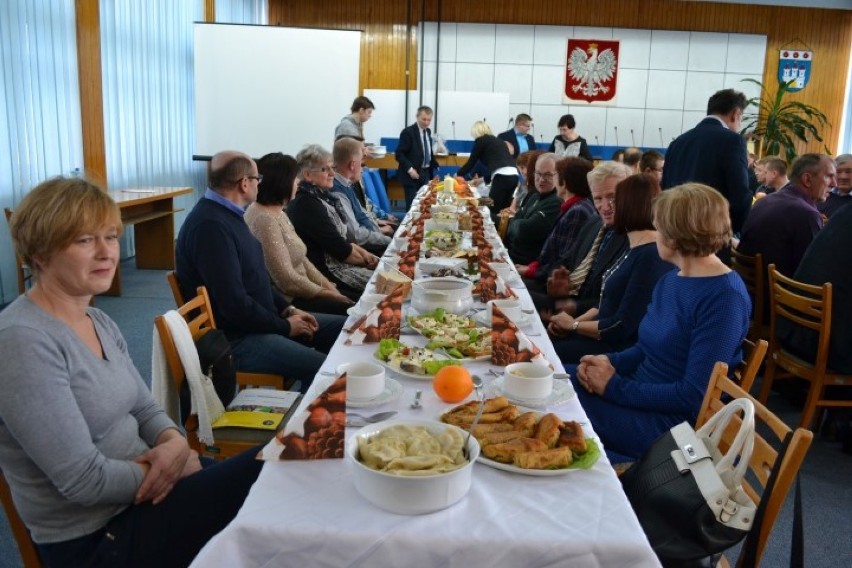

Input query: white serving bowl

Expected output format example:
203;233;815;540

337;361;386;401
347;420;480;515
411;277;474;315
504;362;554;401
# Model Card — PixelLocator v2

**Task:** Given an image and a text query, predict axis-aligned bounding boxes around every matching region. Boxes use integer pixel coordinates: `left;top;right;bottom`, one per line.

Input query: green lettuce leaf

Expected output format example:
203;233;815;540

422;359;461;375
375;338;403;361
569;438;601;470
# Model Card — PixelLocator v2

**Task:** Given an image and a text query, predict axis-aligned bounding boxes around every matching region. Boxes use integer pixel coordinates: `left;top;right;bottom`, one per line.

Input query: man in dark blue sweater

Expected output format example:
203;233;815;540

176;151;344;392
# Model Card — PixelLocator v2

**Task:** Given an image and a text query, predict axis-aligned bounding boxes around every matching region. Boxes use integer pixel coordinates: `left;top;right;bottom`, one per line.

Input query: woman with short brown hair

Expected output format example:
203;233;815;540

565;183;750;464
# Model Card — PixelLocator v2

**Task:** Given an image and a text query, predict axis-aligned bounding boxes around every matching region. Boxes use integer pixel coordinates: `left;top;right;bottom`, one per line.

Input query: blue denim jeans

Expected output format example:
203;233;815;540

229;313;343;393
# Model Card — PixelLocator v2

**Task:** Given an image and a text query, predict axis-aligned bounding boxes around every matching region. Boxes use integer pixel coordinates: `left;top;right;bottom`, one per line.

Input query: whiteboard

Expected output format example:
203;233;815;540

364;89;511;143
194;23;361;158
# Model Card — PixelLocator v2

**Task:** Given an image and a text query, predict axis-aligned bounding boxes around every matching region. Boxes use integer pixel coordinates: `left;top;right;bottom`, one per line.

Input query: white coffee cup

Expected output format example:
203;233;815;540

488;261;514;282
487;298;522;322
393;236;408;251
503;362;553;401
337;361;386;401
356;293;386;314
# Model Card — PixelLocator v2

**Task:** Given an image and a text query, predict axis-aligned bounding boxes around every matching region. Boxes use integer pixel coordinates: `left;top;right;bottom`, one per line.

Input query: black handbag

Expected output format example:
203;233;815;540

621;399;757;567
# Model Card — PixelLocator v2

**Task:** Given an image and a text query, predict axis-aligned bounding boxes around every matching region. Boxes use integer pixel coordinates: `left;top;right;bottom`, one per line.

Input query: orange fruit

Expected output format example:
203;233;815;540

433;365;474;403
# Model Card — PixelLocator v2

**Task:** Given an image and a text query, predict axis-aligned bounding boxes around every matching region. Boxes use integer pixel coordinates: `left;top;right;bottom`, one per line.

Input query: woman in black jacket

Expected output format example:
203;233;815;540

456;120;519;221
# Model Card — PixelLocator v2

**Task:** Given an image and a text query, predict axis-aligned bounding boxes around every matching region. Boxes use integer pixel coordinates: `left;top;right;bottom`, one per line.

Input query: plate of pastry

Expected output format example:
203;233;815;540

440;396;599;476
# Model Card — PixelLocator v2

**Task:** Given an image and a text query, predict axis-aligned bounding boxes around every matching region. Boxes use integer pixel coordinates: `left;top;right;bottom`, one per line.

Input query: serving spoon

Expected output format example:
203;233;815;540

463;376;485;460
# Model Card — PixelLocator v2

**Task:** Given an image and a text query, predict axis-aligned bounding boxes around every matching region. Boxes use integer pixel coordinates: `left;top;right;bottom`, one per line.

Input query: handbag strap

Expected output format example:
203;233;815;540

736;430;803;568
697;398;756;483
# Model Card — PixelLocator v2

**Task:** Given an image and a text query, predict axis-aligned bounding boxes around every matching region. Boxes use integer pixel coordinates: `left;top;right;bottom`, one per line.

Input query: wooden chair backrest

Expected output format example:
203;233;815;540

767;264;833;377
0;470;42;568
4;208;34;295
166;270;185;307
696;362;813;564
734;338;768;392
731;247;764;339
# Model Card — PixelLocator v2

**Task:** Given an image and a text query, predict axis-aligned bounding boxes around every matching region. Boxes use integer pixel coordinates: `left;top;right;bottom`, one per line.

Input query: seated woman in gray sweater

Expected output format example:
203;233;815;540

0;178;262;568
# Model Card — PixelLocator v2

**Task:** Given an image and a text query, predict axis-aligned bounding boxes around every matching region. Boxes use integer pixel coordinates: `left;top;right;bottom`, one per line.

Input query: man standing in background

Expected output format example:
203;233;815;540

395;106;439;209
498;113;536;158
662;88;751;234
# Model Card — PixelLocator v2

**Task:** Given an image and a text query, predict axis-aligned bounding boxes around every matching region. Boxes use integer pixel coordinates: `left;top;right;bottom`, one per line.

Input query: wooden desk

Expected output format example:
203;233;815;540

365;153;467;170
105;186;193;295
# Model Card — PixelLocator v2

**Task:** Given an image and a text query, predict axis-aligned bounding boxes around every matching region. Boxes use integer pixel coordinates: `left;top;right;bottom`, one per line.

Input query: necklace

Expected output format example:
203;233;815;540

598;249;630;305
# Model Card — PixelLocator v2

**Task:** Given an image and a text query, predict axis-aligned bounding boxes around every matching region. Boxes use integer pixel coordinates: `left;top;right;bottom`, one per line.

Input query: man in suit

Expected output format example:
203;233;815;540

498;113;536;159
662;89;751;234
526;161;631;317
395;105;439;209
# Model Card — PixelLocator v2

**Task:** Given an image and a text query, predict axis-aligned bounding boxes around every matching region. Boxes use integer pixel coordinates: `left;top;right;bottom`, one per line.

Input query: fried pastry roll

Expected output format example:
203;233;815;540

471;423;515;437
478;430;526;445
513;412;539;437
534;413;563;448
513;446;573;470
556;421;587;454
481;438;547;463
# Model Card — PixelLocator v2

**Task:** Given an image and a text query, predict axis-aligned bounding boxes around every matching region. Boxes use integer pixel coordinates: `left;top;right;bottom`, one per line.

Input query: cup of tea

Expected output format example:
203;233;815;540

337;361;386;401
488;261;514;283
356;293;386;315
503;362;553;401
487;298;522;322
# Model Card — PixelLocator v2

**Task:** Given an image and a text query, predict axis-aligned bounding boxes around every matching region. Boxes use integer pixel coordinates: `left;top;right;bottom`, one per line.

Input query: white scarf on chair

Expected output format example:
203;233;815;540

151;310;225;444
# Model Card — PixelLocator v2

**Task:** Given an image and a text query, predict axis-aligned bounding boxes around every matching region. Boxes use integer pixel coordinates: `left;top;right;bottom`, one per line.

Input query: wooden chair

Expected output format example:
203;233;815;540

730;247;765;341
758;264;852;429
696;362;813;567
497;212;512;241
0;470;42;568
4;208;33;294
166;270;184;306
734;338;768;393
155;286;291;459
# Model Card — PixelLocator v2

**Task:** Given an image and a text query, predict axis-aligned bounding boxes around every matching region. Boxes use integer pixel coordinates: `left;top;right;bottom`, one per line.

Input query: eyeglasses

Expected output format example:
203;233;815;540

534;171;557;180
310;166;335;174
246;175;263;183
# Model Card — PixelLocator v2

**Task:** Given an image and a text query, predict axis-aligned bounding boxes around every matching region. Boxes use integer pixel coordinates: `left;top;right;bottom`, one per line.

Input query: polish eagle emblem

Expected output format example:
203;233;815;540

568;43;617;99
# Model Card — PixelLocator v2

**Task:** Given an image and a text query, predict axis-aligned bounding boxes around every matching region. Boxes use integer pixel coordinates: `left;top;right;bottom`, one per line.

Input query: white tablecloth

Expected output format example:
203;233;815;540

191;199;660;568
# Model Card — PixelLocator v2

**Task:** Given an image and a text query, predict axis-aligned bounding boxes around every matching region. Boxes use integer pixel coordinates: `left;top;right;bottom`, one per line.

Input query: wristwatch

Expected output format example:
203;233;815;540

571;320;580;333
283;306;296;317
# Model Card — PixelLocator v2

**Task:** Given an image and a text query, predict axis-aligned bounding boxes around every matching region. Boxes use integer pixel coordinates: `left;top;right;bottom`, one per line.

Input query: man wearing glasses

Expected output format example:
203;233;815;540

505;153;563;265
176;151;345;394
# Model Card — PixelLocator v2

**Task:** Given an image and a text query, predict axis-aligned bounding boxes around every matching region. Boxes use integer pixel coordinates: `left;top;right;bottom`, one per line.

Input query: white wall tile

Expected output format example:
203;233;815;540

456;23;496;64
528;105;570;145
684;72;725;111
420;22;438;62
605;108;645;147
494;64;533;104
495;24;535;64
650;30;690;70
533;25;573;66
643;110;683;148
574;27;613;40
681;111;709;135
531;65;567;105
455;63;494;92
420;61;456;91
724;73;762;102
613;28;651;69
726;34;767;75
421;22;458;63
567;106;609;149
617;69;649;109
646;70;686;109
688;32;728;72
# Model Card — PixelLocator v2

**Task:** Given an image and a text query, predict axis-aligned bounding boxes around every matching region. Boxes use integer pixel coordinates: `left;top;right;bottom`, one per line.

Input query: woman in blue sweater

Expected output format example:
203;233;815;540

567;183;750;463
549;173;675;363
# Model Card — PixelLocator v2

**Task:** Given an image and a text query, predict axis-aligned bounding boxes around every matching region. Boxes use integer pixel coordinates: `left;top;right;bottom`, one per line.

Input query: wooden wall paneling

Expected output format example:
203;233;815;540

270;0;851;153
75;0;106;187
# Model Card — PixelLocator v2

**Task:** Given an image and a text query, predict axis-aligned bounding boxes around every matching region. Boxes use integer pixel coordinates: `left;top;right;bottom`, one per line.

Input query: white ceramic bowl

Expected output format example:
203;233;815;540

504;362;554;401
337;361;386;401
347;420;480;515
411;277;474;315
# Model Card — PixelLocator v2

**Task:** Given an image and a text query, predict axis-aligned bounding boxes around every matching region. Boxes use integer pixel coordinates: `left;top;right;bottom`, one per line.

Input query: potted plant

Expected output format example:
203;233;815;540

740;78;830;163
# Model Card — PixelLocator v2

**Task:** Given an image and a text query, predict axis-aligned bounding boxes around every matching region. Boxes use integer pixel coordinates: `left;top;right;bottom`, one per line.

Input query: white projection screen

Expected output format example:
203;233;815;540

193;23;361;159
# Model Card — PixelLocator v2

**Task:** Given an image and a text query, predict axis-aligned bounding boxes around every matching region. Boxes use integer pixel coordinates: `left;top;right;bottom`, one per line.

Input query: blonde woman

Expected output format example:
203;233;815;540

456;120;519;221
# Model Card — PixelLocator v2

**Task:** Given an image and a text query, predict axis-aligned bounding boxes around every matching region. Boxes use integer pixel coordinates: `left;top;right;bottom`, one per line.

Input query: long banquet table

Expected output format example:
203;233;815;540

190;186;660;568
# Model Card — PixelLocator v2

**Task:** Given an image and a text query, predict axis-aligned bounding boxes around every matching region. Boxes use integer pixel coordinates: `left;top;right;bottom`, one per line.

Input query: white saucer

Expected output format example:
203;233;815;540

474;310;534;328
347;377;403;408
484;376;575;408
